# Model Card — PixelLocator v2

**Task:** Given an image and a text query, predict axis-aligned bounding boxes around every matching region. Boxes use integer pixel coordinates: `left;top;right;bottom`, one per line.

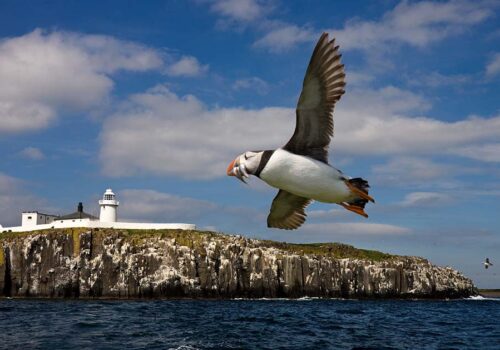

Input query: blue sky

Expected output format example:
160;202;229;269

0;0;499;288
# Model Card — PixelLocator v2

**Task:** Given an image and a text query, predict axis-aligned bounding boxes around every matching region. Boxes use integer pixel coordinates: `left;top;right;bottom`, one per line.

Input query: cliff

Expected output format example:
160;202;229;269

0;228;476;299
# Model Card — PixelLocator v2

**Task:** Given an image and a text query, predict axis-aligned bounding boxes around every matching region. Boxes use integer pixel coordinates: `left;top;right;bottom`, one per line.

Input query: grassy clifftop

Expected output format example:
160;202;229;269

0;227;399;262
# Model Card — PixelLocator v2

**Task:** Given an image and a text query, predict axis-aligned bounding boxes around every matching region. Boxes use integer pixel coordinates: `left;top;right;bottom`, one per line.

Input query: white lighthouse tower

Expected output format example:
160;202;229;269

99;188;119;222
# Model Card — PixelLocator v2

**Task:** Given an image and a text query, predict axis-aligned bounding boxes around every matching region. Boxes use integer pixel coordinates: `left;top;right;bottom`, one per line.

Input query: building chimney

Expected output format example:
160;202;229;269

78;202;83;213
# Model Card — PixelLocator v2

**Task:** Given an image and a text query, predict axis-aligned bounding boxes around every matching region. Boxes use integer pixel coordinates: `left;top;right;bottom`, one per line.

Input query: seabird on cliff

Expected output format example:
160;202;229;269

227;33;374;230
484;258;493;269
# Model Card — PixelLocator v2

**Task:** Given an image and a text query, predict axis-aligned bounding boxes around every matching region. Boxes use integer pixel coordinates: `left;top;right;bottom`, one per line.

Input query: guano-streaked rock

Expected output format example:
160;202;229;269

0;229;476;299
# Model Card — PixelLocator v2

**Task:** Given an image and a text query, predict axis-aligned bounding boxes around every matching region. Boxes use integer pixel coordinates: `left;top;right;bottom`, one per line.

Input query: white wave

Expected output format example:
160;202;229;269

465;295;500;301
297;296;321;301
168;345;200;350
232;297;348;301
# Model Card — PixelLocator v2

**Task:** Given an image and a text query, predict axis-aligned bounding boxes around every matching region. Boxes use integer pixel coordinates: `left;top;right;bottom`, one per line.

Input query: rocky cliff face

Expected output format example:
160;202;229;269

0;229;476;299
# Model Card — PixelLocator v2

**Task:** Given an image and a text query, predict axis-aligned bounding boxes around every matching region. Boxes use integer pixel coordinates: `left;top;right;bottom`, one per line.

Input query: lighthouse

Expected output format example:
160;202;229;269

99;188;119;222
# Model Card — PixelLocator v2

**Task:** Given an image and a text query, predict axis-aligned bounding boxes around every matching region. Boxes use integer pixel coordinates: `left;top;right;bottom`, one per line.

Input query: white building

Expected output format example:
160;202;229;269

99;188;119;222
0;188;195;233
22;212;58;227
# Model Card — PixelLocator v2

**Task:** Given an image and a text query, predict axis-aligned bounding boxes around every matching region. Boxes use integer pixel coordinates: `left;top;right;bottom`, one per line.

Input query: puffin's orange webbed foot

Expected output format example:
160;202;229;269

339;202;369;218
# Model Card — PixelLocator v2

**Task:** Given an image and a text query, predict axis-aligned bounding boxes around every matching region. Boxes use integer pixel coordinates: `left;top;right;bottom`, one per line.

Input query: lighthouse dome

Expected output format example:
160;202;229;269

103;188;116;201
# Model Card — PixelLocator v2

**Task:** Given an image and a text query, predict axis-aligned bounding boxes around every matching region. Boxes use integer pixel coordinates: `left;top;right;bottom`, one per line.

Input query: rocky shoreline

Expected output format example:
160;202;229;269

0;228;477;299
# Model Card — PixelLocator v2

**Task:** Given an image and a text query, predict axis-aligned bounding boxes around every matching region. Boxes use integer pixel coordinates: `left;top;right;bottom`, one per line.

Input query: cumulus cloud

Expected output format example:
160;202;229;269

397;192;453;207
19;147;45;160
486;53;500;77
334;86;500;157
331;0;494;51
253;24;315;52
371;157;462;189
409;71;472;88
209;0;268;22
301;222;411;235
118;189;218;222
100;85;294;179
0;29;163;133
0;101;55;133
99;82;500;179
166;56;209;77
308;208;348;219
451;143;500;163
232;76;270;94
345;70;375;87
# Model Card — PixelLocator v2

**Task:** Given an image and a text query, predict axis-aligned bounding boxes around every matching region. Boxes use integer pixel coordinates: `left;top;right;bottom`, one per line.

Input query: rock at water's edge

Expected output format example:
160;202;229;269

0;229;477;299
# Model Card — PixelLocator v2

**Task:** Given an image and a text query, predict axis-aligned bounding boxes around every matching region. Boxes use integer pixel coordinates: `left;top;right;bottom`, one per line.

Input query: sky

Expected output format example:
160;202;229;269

0;0;499;288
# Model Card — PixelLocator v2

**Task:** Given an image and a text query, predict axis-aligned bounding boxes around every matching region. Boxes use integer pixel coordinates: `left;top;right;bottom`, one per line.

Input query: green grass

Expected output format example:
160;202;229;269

118;229;220;248
258;241;397;261
0;227;88;241
0;227;399;261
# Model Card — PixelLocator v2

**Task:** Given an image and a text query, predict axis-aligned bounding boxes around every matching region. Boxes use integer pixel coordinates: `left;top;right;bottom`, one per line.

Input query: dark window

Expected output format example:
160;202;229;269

27;216;32;219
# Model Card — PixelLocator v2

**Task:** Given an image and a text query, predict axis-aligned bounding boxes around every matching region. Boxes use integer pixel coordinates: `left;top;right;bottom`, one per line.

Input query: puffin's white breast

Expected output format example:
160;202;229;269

259;149;351;203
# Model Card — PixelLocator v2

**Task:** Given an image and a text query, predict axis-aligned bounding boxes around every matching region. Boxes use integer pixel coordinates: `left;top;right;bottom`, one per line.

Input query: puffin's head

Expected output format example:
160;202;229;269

226;151;263;183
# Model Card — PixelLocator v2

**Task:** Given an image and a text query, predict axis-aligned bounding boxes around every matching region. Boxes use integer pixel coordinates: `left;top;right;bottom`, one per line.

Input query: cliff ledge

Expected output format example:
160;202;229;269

0;228;476;299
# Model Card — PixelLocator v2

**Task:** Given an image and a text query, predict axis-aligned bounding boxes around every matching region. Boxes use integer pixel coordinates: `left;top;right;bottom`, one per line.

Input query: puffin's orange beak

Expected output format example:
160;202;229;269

226;157;247;183
227;158;236;176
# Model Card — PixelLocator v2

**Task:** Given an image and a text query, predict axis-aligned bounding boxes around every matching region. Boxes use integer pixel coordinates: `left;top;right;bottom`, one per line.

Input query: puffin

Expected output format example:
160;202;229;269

484;258;493;269
227;32;374;230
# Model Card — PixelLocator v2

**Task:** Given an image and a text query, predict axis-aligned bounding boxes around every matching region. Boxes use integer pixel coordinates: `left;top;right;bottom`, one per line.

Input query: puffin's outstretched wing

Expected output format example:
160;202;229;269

283;32;345;164
267;190;312;230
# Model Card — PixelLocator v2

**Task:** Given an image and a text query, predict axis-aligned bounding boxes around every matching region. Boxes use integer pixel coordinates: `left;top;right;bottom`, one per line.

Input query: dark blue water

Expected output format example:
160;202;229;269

1;298;499;349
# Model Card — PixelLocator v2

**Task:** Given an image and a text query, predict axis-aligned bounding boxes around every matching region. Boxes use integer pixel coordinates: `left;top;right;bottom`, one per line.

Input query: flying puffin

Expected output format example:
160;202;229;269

227;32;374;230
484;258;493;269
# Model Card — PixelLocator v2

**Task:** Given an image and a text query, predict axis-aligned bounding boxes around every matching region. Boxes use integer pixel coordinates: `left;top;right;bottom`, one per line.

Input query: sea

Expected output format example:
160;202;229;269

0;297;499;349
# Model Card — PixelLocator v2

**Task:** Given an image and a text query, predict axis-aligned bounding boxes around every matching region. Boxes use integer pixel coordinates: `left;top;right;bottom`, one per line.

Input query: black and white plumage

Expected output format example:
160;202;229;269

484;258;493;269
227;33;374;230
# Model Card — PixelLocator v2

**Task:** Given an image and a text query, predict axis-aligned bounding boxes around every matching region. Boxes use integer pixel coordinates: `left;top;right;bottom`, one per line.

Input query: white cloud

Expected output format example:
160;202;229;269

451;143;500;163
345;70;375;87
118;189;218;222
0;101;55;133
331;0;494;51
486;53;500;77
99;83;500;179
166;56;209;77
0;29;163;133
19;147;45;160
334;86;500;157
308;208;349;219
253;24;315;52
100;85;294;179
210;0;268;22
301;222;410;235
397;192;453;207
372;157;453;186
232;76;269;94
409;71;471;88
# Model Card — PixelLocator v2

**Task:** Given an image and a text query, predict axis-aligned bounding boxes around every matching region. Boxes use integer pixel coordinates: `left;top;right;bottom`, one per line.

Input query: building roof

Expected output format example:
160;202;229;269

57;202;97;220
22;211;58;217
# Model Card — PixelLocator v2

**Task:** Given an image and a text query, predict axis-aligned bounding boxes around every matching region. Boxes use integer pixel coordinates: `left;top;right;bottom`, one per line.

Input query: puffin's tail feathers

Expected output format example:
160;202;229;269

346;178;374;204
339;178;374;218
